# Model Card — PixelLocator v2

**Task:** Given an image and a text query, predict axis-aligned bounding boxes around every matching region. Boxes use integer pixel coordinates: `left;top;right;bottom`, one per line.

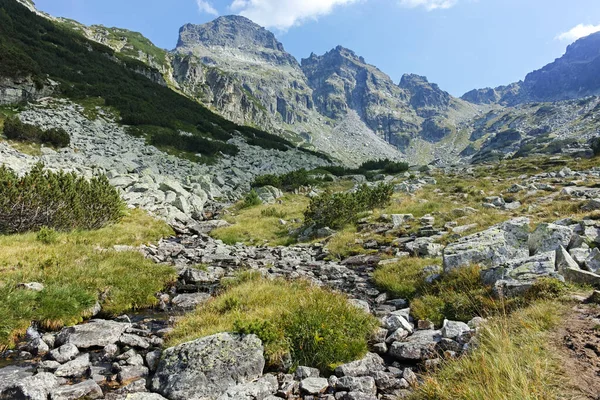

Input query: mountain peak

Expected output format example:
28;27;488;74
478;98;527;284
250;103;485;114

177;15;285;53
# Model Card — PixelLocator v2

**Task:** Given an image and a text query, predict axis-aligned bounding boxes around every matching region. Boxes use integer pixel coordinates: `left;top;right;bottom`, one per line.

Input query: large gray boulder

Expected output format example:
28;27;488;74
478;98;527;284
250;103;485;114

151;333;265;400
528;223;573;255
443;218;530;272
255;186;283;204
0;372;59;400
334;353;386;377
50;380;103;400
55;319;130;349
389;330;442;361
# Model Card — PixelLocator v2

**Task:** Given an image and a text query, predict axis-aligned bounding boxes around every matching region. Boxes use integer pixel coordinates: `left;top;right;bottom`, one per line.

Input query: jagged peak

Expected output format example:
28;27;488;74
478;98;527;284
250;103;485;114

301;45;367;67
176;15;285;53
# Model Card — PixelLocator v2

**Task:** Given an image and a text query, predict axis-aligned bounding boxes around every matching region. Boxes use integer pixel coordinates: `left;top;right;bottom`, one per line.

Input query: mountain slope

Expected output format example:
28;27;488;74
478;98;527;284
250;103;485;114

463;32;600;106
0;0;324;162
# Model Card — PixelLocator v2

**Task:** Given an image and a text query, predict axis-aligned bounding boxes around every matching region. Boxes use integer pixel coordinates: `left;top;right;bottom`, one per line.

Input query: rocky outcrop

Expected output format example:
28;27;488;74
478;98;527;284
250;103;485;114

0;76;57;105
151;333;265;400
463;32;600;105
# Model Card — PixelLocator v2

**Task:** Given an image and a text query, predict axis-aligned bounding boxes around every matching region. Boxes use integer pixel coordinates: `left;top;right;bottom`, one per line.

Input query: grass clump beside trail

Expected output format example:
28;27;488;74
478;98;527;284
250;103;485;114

0;164;124;234
212;194;309;246
167;273;378;374
0;209;175;348
374;260;570;327
411;301;571;400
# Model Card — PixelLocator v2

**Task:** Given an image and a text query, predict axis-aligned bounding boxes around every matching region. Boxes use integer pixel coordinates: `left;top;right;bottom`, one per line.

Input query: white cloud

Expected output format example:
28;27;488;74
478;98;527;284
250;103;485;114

228;0;359;30
556;23;600;42
398;0;458;11
197;0;218;15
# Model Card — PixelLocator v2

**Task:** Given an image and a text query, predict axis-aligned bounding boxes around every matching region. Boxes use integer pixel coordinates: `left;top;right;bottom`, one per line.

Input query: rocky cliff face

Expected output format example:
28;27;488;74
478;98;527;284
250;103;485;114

463;32;600;106
0;76;57;105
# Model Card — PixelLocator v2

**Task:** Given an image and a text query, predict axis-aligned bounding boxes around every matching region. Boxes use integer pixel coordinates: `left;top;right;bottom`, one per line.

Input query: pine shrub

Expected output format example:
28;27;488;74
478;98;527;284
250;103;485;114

304;183;393;229
3;117;70;147
0;164;123;234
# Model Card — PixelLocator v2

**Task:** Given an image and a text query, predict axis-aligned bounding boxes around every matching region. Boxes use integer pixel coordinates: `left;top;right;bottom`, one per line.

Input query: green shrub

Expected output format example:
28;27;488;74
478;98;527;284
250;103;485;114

304;184;393;229
36;227;59;244
592;137;600;156
0;163;123;233
252;169;316;192
242;190;262;208
3;117;70;147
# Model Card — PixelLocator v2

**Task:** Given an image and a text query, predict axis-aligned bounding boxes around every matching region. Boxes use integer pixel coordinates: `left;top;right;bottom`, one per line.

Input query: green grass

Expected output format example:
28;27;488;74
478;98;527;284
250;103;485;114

373;257;441;300
167;274;378;373
0;209;175;348
211;194;309;246
411;301;572;400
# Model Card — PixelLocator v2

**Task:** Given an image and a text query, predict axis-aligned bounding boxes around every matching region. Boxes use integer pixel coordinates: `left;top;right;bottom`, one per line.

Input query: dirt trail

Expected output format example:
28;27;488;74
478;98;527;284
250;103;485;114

553;301;600;400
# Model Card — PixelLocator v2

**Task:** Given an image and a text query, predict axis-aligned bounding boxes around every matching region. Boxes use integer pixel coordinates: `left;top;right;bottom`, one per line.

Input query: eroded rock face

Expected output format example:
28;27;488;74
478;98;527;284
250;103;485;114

151;333;265;400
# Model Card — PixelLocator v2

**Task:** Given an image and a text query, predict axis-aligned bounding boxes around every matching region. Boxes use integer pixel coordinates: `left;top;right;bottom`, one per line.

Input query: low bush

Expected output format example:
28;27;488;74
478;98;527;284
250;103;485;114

304;184;393;229
0;163;123;233
318;159;409;177
252;169;317;192
261;207;286;219
36;227;59;244
3;117;70;147
167;276;378;373
241;190;262;209
592;137;600;157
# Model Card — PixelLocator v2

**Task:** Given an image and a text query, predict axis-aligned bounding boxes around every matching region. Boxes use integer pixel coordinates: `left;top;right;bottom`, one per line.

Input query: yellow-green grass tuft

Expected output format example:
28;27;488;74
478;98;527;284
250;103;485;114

411;301;571;400
167;274;378;373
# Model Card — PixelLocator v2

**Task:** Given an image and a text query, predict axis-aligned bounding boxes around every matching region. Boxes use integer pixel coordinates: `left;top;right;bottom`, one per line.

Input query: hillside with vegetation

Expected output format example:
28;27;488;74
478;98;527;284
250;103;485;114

0;1;600;399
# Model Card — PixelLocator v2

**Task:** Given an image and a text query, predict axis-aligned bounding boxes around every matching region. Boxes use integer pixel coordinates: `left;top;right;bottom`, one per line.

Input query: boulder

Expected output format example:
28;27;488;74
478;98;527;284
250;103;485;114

151;333;265;400
528;223;573;255
50;380;103;400
255;186;283;204
54;354;91;378
441;320;470;340
443;218;530;272
217;375;278;400
171;293;211;311
0;372;58;400
389;330;441;361
55;319;130;349
334;353;385;377
299;377;329;395
49;344;80;364
335;376;377;395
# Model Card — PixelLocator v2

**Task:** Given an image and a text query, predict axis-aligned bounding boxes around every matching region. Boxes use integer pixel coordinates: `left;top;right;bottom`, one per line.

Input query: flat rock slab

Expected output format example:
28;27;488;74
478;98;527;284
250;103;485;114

56;319;131;349
151;333;265;400
50;380;103;400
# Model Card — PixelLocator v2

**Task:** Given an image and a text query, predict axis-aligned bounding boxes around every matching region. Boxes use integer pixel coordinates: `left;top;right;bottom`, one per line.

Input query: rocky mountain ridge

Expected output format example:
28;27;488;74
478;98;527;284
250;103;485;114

6;0;600;167
463;31;600;106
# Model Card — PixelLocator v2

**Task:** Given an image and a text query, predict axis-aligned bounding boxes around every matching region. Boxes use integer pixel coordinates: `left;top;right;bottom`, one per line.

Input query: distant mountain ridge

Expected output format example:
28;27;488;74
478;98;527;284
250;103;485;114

463;32;600;106
5;0;600;165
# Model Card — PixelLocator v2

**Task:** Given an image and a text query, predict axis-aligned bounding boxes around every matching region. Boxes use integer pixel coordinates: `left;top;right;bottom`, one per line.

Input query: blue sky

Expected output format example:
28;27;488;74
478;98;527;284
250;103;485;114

34;0;600;96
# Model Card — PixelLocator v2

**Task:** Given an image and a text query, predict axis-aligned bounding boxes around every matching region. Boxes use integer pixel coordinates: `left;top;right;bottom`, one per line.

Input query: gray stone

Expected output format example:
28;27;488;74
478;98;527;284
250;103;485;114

336;376;377;395
443;218;530;272
582;198;600;212
171;292;211;310
391;214;414;228
529;223;573;255
389;330;441;361
118;366;149;384
255;186;283;204
441;320;470;340
50;380;103;400
334;353;385;377
299;377;329;395
217;375;278;400
55;319;130;349
50;343;80;363
0;365;35;393
119;334;150;349
151;333;265;400
295;366;320;380
0;372;58;400
584;248;600;273
556;246;580;274
18;282;45;292
348;299;370;314
54;354;91;378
